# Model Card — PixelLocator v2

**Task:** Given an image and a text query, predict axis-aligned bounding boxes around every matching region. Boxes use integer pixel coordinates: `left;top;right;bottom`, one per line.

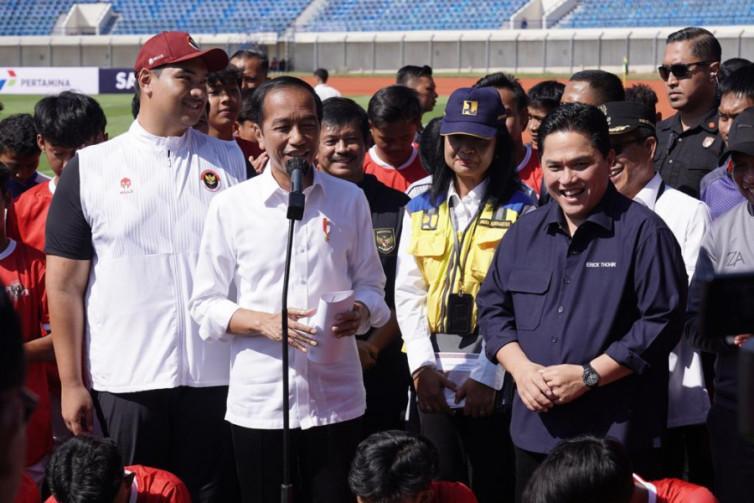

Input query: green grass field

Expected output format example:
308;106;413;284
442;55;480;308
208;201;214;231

0;93;449;177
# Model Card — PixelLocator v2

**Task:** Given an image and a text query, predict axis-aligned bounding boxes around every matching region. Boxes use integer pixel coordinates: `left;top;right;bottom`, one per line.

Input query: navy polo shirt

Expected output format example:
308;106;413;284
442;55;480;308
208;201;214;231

478;183;687;454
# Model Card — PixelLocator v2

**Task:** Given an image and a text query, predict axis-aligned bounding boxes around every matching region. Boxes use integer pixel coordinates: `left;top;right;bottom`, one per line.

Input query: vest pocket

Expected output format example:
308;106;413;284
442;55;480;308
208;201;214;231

408;233;446;258
508;269;551;331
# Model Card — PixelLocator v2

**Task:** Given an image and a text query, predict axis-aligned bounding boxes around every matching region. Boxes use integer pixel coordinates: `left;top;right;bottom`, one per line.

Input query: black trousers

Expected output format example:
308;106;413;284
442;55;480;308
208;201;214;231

92;386;238;503
419;408;515;503
231;417;363;503
707;404;754;503
661;423;714;489
514;445;663;503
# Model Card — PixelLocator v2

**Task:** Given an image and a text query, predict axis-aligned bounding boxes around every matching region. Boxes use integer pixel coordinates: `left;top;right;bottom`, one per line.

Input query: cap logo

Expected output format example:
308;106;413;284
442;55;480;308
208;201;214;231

148;54;165;66
188;36;200;51
462;100;478;116
598;105;607;115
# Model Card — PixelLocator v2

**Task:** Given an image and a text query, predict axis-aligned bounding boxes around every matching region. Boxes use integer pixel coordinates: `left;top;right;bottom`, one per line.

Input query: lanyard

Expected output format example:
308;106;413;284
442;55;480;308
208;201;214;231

448;197;482;295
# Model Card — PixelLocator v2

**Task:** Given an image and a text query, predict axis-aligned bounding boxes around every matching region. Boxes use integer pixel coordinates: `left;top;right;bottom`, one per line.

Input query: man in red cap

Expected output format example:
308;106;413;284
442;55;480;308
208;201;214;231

45;31;246;502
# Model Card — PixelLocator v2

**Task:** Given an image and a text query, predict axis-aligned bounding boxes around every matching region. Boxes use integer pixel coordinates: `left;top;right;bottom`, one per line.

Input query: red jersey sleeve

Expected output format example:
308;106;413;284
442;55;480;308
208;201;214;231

652;478;718;503
14;472;40;503
128;465;192;503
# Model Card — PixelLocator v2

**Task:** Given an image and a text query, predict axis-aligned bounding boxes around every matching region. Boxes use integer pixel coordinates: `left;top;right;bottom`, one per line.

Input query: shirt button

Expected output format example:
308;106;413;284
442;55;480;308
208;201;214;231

552;337;559;343
678;138;683;142
669;159;673;164
557;306;564;313
563;276;571;284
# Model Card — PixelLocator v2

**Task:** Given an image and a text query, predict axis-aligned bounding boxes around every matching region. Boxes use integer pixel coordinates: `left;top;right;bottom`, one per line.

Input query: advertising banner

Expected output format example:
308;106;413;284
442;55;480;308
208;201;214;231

0;67;99;95
98;68;136;94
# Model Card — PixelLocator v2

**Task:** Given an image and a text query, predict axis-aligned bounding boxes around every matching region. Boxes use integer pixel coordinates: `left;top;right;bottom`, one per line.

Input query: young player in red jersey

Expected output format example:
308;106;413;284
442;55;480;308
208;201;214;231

523;436;717;503
364;86;427;192
45;436;191;503
0;163;53;487
349;430;479;503
6;91;107;252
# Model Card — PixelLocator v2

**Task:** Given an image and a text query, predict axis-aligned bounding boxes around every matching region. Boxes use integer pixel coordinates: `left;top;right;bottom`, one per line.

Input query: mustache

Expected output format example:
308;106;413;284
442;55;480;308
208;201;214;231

330;154;357;163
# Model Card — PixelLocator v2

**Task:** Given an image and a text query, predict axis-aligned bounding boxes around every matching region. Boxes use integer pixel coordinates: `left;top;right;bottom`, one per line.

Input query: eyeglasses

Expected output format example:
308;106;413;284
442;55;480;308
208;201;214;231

658;61;710;81
611;138;644;156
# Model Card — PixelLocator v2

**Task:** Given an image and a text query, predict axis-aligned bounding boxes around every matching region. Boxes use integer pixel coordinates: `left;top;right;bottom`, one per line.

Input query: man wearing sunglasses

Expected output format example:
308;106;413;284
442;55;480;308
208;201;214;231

603;101;713;489
655;27;723;199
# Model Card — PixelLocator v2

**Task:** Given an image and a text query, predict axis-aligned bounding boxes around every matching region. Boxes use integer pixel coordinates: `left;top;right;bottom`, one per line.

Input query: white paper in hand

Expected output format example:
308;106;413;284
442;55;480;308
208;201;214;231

436;352;479;408
307;290;356;364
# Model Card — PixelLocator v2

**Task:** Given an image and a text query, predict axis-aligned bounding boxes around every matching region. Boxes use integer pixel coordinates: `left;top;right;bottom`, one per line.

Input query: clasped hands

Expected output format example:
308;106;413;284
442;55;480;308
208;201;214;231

414;368;496;418
514;362;589;413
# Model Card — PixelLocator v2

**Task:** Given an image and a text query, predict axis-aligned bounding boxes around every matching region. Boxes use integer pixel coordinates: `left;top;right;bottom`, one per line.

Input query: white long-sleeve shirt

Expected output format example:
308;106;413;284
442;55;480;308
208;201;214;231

395;179;505;390
634;172;712;427
189;165;390;429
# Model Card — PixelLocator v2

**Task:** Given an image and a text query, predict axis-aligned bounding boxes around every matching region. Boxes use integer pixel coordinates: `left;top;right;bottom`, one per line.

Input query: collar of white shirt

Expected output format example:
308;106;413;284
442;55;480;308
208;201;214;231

447;178;489;231
130;119;191;152
368;144;419;171
633;172;664;211
259;161;327;205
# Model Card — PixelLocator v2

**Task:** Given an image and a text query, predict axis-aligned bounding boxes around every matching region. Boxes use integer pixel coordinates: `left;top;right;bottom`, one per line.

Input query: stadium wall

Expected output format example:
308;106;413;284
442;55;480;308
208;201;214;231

0;26;751;78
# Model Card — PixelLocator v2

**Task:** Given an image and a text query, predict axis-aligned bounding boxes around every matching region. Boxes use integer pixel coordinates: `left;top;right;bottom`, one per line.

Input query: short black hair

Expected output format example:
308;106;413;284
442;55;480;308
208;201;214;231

349;430;439;502
131;92;140;119
0;161;10;194
718;58;752;88
46;436;125;503
0;273;25;393
230;49;269;70
569;70;625;104
207;64;242;90
0;114;41;157
368;85;422;127
322;97;369;143
418;116;443;175
396;65;433;86
522;436;634;503
237;88;257;123
528;80;565;111
666;27;722;63
34;91;107;148
719;64;754;101
538;102;611;157
249;76;322;126
625;84;659;119
314;68;329;83
474;72;529;113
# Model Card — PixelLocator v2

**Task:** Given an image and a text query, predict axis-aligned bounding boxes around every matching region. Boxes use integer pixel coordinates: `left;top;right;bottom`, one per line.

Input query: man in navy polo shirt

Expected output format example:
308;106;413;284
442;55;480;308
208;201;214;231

478;103;688;501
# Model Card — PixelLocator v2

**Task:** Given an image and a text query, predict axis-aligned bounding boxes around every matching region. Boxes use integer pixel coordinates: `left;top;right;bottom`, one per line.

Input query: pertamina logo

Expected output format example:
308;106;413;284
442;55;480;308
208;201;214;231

0;70;18;91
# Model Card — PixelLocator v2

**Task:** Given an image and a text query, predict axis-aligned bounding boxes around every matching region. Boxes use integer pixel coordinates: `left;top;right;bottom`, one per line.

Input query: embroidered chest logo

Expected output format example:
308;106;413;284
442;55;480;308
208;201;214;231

702;136;715;148
374;228;396;254
201;170;220;192
6;281;29;300
421;208;439;230
119;177;133;195
725;251;745;268
585;261;617;268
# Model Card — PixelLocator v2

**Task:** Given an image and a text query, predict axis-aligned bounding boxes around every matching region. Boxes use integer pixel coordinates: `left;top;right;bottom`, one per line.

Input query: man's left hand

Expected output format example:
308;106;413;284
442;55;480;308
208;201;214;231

332;301;370;338
455;378;495;418
540;364;589;406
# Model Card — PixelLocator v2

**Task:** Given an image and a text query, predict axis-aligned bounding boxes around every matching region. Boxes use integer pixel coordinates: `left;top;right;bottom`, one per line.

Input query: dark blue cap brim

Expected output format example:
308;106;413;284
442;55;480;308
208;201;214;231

439;120;497;139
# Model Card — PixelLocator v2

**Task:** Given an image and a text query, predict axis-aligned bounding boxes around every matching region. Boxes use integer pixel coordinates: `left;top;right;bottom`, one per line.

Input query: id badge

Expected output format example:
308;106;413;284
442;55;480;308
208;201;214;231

446;293;474;336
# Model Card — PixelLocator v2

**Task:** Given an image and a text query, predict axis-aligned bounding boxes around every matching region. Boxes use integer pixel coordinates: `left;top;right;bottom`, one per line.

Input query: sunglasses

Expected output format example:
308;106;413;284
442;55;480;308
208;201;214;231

658;61;710;81
611;138;644;156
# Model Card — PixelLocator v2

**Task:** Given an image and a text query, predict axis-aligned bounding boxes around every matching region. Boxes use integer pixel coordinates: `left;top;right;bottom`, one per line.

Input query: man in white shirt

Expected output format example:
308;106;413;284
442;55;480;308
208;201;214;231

45;31;247;502
313;68;341;102
603;101;712;486
189;76;390;502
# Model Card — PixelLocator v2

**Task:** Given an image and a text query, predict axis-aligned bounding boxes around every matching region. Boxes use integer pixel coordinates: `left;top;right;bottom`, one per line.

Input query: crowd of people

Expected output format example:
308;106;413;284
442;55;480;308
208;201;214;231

1;24;753;503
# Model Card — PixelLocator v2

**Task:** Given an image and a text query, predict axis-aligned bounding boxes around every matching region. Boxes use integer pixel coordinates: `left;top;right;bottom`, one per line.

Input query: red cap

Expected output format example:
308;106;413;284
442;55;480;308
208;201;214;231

134;31;229;73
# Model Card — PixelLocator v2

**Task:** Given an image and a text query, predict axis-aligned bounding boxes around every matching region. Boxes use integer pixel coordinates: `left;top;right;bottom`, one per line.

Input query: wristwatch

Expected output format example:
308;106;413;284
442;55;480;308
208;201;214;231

582;364;600;389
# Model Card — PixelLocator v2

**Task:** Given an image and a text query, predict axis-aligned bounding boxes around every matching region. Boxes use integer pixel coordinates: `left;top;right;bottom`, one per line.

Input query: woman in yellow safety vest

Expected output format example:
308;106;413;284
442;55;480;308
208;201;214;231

395;86;536;503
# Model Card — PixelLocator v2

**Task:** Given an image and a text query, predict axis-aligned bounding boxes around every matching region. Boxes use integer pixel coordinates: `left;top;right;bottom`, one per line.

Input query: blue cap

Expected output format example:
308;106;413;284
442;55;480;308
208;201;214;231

440;87;506;139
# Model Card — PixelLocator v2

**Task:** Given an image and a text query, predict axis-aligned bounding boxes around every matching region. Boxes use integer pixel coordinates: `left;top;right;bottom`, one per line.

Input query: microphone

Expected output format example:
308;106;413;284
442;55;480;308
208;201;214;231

286;157;309;221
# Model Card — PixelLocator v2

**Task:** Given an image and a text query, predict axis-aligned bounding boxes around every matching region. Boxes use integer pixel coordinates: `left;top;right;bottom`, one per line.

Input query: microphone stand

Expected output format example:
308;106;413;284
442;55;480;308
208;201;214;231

281;162;306;503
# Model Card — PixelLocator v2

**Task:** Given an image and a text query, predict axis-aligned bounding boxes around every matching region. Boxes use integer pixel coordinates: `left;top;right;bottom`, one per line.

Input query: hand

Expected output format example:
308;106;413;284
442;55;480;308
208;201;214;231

733;334;752;348
249;152;269;175
61;383;94;435
332;302;369;338
414;368;457;415
255;308;317;352
540;364;589;406
357;340;379;370
455;378;495;418
512;362;556;413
